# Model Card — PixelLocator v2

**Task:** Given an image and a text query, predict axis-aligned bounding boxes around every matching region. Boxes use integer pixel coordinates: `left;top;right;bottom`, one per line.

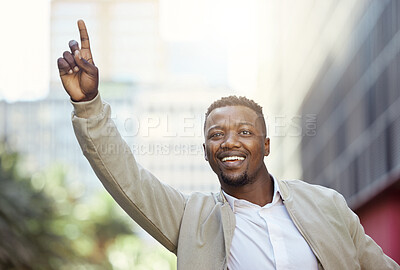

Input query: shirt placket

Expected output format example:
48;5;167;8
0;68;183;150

260;207;290;270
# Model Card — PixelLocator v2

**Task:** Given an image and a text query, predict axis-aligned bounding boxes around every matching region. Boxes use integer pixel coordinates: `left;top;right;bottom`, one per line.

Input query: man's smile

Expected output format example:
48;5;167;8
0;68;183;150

217;151;247;169
221;156;245;162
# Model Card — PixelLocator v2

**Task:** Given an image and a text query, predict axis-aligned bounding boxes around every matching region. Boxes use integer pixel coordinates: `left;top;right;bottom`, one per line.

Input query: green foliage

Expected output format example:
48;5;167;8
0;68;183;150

0;143;77;269
0;142;176;269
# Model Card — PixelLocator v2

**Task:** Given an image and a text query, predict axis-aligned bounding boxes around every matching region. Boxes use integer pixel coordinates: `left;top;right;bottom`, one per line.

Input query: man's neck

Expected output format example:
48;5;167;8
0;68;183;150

221;172;274;207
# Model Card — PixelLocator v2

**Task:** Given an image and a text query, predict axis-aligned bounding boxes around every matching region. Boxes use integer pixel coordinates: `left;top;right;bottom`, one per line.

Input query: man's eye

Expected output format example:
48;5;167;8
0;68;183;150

210;132;223;138
240;130;251;135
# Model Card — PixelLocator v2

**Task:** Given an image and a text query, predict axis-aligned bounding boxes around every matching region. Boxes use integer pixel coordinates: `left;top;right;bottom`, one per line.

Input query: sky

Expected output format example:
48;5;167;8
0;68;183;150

0;0;50;102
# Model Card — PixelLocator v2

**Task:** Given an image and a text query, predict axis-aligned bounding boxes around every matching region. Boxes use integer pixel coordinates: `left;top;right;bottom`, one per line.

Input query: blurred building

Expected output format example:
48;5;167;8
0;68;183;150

268;0;400;262
256;0;368;178
256;0;399;262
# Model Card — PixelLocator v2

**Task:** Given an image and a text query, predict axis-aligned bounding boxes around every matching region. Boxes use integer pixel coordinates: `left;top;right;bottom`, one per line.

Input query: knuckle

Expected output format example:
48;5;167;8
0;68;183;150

69;40;78;46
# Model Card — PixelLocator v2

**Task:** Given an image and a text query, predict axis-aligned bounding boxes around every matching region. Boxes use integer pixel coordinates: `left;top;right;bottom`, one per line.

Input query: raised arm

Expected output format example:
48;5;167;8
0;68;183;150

59;20;187;253
57;20;98;102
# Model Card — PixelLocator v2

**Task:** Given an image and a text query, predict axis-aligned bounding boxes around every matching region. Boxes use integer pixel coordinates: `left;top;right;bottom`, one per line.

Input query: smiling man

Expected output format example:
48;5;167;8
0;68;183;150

203;98;319;269
58;20;399;269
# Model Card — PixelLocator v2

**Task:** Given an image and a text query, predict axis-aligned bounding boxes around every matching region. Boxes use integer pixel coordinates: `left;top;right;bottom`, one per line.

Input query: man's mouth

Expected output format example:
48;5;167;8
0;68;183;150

221;156;245;162
218;153;247;169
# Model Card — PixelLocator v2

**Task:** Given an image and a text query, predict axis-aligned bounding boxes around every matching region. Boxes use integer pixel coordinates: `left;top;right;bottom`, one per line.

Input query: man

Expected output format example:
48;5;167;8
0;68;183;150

57;20;399;269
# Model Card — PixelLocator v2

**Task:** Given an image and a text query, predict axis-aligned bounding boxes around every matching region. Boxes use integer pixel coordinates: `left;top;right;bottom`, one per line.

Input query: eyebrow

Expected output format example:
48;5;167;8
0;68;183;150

206;125;222;133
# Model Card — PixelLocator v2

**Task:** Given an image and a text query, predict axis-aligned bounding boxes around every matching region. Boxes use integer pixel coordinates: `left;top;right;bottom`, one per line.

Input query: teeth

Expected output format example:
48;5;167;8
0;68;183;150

222;156;245;162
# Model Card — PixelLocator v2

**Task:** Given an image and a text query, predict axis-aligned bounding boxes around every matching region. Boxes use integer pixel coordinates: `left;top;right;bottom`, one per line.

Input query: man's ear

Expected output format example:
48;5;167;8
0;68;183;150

264;137;270;157
203;143;208;161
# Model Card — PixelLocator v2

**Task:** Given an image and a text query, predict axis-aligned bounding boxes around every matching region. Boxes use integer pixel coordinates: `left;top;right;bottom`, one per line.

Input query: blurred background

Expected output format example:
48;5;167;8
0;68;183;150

1;0;399;268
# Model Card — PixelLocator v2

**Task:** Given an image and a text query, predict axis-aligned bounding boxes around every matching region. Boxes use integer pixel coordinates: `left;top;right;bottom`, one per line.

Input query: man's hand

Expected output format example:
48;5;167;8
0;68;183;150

57;20;98;102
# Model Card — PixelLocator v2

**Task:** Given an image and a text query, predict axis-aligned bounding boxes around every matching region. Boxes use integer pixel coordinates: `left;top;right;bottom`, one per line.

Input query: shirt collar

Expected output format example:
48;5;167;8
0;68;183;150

222;175;281;212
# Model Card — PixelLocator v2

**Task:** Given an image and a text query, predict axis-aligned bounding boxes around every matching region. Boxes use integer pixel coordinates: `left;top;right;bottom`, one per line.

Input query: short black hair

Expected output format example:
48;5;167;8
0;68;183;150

204;95;267;136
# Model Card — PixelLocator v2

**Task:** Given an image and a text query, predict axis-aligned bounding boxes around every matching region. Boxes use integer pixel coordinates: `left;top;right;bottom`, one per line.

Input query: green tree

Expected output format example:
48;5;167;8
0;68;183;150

0;142;176;269
0;143;79;269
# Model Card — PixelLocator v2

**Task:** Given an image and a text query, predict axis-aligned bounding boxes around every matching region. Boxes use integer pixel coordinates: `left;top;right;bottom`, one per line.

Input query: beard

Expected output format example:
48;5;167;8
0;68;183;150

220;171;252;187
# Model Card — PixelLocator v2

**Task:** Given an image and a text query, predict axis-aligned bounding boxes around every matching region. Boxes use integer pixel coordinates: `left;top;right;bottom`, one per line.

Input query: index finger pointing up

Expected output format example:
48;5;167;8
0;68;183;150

77;20;91;50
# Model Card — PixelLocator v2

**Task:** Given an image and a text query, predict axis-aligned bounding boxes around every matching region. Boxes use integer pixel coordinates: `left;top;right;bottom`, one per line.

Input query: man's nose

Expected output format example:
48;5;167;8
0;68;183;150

221;132;240;149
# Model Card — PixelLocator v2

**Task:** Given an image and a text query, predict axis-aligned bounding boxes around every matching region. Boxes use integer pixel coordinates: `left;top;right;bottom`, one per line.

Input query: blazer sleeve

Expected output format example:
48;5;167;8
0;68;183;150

71;93;186;254
337;194;400;269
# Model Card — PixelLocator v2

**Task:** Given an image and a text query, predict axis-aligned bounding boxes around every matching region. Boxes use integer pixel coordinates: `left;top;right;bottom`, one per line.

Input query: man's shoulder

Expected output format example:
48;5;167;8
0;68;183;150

281;179;336;192
279;179;345;203
279;179;352;227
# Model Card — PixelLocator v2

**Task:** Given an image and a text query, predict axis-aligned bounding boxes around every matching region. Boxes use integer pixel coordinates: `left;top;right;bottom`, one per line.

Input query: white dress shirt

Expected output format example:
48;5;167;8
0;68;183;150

223;177;318;270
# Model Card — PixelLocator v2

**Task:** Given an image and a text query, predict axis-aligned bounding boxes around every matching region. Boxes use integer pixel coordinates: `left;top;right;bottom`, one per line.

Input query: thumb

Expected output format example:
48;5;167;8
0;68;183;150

74;50;96;75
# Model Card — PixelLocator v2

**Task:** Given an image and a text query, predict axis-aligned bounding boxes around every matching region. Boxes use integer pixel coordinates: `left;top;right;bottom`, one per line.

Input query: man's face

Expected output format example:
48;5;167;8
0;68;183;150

203;106;270;187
